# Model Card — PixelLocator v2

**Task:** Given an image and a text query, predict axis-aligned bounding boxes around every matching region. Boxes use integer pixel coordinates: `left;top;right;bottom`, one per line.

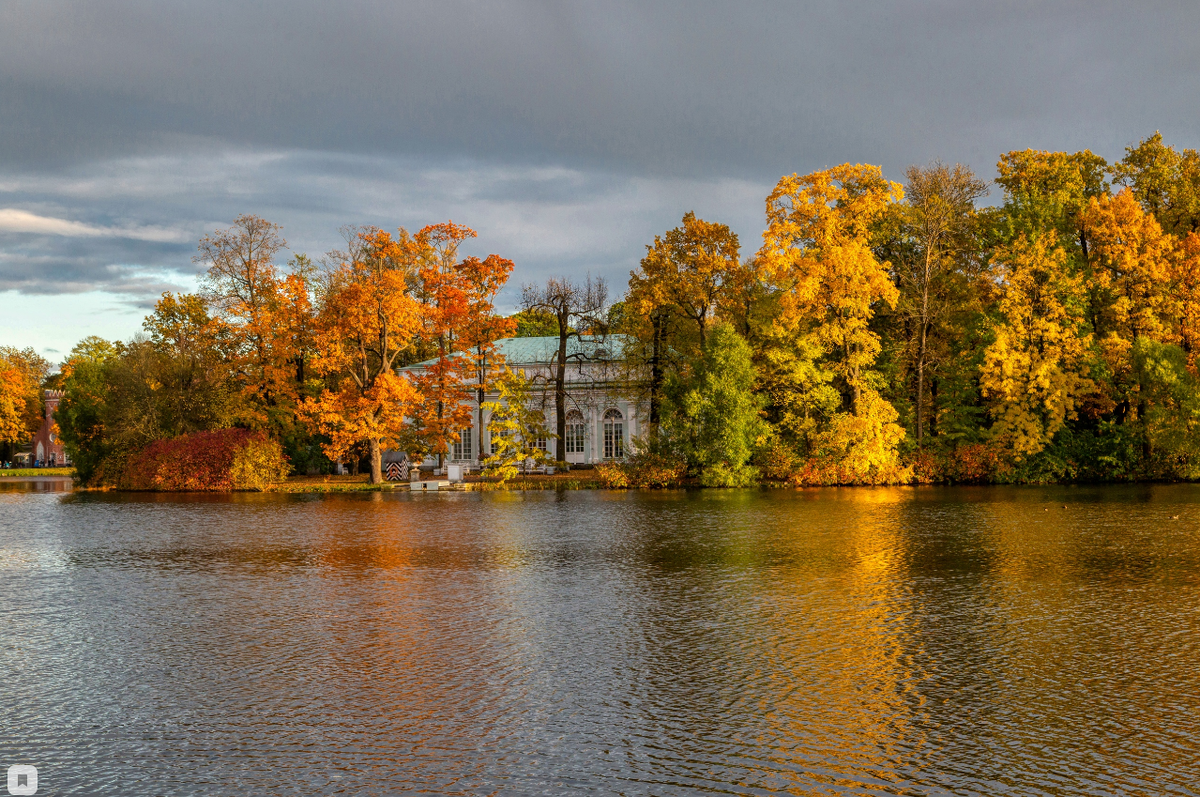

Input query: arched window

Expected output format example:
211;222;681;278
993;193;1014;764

565;410;586;454
535;413;549;453
452;427;473;461
603;408;624;459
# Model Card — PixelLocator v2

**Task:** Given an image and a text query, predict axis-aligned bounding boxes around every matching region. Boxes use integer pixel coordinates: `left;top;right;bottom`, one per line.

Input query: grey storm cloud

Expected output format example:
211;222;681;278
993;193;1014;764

1;0;1200;322
5;1;1200;174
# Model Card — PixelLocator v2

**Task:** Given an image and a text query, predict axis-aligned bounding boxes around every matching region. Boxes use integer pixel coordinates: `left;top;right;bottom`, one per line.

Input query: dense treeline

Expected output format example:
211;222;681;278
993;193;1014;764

4;132;1199;488
53;220;515;485
620;133;1200;485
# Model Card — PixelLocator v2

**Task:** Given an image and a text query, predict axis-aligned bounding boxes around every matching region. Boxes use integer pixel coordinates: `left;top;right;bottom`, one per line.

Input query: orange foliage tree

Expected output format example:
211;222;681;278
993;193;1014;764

1085;189;1173;346
631;211;746;350
0;346;50;454
1172;232;1200;371
304;229;423;483
195;215;314;433
406;222;515;466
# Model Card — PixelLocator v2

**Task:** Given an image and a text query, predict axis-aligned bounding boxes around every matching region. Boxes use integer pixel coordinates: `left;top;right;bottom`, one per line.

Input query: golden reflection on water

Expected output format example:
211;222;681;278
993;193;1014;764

758;490;926;792
4;486;1200;794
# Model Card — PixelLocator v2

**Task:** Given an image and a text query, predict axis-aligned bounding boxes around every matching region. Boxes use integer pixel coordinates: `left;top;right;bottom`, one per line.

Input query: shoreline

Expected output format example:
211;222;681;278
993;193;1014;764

21;473;1200;494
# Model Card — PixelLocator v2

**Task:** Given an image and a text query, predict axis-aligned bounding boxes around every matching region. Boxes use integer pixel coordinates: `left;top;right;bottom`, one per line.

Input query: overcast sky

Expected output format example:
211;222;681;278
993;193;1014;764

2;0;1199;357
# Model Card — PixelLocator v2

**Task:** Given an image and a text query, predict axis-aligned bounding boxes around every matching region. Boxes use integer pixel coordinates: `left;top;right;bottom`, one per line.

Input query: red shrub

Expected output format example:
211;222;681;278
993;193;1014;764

118;429;289;491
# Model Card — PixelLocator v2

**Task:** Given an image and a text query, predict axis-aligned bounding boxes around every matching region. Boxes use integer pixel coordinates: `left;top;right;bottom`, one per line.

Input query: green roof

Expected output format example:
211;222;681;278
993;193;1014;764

402;335;627;370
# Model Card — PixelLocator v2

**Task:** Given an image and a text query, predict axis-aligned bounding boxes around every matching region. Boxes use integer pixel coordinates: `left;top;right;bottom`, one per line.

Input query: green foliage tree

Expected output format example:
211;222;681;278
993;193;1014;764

511;308;560;337
57;296;240;485
1132;338;1200;478
56;337;119;483
661;323;766;486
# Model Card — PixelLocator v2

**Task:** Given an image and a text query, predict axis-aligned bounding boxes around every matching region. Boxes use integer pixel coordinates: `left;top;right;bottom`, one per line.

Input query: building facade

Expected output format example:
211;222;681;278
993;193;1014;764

30;390;70;467
400;335;643;470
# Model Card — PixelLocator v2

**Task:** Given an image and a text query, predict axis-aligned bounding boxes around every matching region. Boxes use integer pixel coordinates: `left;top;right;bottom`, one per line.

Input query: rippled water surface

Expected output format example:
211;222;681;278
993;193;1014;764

3;484;1200;795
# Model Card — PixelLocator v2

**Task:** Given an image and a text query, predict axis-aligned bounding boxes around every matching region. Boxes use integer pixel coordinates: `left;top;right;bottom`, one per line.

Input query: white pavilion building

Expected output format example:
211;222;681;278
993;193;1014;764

399;335;643;471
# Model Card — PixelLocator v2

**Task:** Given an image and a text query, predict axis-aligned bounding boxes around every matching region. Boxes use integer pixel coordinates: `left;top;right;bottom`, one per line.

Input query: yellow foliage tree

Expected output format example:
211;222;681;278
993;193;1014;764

1084;188;1172;345
482;369;554;483
1112;131;1200;237
980;232;1094;459
810;389;912;485
630;211;747;350
759;164;908;480
1171;232;1200;371
759;163;903;405
0;358;30;445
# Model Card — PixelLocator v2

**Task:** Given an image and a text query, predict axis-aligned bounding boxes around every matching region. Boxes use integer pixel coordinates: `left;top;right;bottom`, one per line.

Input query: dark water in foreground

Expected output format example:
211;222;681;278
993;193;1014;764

2;483;1199;795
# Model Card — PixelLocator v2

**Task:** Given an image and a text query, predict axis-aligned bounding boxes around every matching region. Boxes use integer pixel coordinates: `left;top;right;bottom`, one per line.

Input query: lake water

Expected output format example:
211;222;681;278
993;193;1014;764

2;482;1199;795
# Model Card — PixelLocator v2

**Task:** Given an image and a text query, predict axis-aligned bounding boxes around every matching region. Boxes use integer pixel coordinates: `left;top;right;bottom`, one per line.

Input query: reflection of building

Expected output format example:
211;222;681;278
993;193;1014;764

400;336;642;469
31;390;70;467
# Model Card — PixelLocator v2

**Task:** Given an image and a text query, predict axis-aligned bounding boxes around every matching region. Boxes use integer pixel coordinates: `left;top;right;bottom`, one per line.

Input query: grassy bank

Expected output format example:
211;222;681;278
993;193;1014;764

0;467;75;477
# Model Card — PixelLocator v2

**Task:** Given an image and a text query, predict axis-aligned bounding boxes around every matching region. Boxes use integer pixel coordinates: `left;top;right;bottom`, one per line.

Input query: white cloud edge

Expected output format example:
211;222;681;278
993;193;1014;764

0;207;189;243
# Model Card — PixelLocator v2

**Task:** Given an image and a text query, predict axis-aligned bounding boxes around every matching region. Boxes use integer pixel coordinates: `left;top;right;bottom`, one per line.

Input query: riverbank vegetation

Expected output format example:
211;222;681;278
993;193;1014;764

622;135;1200;486
4;133;1199;489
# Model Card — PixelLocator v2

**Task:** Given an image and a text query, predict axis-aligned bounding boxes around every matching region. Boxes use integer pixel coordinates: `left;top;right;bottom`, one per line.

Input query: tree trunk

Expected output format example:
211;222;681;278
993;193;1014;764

1139;398;1152;462
929;378;939;438
649;311;665;429
436;397;444;470
554;323;568;463
477;346;485;468
368;437;382;484
916;326;927;445
916;251;932;445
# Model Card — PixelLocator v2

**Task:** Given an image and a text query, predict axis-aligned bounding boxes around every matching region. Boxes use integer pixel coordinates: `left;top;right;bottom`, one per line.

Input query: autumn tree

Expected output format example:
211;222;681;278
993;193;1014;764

141;293;238;436
619;285;678;434
1112;132;1200;236
660;323;765;486
406;222;515;467
890;162;988;444
759;163;903;407
54;301;238;486
195;215;314;433
0;346;49;459
994;149;1110;253
304;229;423;483
632;211;745;349
756;164;908;480
482;368;555;482
980;233;1094;459
624;212;750;435
521;275;608;462
1171;232;1200;369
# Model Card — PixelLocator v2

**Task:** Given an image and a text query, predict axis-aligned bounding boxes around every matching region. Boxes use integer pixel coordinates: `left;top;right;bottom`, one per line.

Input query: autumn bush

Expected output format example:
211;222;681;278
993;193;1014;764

756;440;799;482
595;452;687;489
907;443;1007;484
118;429;289;491
595;461;630;488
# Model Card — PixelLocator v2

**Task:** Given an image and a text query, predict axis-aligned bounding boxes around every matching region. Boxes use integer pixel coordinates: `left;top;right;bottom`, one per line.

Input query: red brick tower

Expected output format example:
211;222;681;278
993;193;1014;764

30;390;69;467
